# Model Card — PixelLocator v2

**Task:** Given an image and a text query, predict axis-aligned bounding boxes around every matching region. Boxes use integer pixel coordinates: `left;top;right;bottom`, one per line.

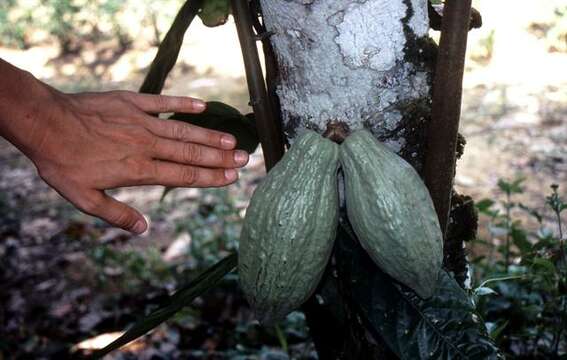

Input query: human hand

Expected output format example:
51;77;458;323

5;87;249;234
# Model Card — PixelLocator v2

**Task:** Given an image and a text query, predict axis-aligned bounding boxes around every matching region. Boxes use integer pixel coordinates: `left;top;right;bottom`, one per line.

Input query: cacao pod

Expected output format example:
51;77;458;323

239;130;340;324
340;130;443;298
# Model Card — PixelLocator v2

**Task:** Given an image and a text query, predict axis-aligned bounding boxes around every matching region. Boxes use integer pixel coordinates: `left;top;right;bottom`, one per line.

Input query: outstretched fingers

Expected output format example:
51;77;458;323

145;117;237;150
150;138;249;168
121;92;207;114
147;161;239;188
76;190;147;234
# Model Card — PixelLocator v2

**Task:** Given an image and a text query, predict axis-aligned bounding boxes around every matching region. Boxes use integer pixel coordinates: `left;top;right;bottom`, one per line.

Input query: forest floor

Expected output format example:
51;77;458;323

1;0;566;358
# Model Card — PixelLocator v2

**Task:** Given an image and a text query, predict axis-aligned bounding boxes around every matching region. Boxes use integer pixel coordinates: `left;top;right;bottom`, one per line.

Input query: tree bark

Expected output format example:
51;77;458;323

258;0;442;358
259;0;435;168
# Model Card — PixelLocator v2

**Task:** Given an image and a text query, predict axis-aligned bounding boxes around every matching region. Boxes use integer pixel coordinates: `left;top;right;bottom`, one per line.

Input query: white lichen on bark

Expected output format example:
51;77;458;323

260;0;430;152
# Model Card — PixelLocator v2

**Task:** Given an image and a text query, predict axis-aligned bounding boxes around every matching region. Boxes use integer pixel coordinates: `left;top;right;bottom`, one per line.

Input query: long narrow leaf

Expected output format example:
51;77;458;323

93;253;237;358
139;0;204;94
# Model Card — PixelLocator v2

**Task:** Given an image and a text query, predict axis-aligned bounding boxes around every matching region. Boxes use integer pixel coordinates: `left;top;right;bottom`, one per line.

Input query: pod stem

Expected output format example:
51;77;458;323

322;121;351;144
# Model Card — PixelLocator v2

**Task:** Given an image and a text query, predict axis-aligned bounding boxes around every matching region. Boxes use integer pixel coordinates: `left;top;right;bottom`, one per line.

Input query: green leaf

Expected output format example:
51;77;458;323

170;101;259;154
336;223;503;360
93;253;237;358
475;199;495;213
487;320;508;340
199;0;230;27
511;226;532;254
497;178;525;195
139;0;204;94
274;324;289;354
530;257;556;275
519;203;543;223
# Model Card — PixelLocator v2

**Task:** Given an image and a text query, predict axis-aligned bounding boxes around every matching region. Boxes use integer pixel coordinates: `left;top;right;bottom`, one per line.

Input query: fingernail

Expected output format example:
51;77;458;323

234;150;249;165
193;99;206;111
132;219;148;234
221;135;236;148
225;169;237;181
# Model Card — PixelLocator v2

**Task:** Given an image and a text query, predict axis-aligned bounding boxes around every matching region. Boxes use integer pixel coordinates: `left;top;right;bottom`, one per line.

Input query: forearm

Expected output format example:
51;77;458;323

0;58;55;156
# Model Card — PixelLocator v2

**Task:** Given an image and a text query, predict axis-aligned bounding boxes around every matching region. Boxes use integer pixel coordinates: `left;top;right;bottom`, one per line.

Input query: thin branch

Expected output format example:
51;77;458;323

231;0;285;170
250;0;285;149
423;0;473;236
139;0;203;94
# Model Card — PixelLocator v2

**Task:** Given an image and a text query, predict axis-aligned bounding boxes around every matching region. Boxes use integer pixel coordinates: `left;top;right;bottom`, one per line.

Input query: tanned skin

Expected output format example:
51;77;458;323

0;58;249;234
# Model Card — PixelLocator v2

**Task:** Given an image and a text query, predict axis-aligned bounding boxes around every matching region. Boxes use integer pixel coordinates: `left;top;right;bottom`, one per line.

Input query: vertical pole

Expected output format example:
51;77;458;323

423;0;473;235
231;0;285;170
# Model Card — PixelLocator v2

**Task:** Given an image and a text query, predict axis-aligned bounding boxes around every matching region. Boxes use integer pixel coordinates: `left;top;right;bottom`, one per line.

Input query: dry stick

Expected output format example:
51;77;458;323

423;0;473;236
231;0;285;171
139;0;203;94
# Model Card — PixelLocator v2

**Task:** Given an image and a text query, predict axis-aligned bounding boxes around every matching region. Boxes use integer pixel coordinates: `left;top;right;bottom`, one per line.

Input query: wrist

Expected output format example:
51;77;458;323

0;61;61;157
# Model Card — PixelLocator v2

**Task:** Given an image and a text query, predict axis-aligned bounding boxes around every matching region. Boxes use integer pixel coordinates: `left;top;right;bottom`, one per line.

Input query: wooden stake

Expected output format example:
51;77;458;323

231;0;285;170
423;0;473;236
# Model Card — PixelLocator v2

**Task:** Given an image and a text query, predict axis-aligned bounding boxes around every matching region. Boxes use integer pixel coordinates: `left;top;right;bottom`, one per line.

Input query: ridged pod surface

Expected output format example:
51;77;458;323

239;130;339;324
340;130;443;298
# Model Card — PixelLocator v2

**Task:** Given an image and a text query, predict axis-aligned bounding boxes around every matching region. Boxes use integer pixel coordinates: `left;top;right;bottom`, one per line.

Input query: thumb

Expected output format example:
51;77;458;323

82;191;148;234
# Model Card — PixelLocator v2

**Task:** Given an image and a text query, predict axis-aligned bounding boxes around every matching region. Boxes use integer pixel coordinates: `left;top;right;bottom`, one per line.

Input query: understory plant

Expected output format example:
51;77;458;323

472;180;567;358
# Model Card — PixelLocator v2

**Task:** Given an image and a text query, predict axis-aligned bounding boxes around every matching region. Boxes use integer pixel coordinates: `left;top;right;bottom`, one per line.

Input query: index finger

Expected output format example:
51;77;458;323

121;92;207;114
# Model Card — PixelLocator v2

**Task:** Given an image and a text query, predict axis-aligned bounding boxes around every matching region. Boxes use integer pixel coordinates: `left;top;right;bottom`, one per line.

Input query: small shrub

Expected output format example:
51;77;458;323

471;180;566;358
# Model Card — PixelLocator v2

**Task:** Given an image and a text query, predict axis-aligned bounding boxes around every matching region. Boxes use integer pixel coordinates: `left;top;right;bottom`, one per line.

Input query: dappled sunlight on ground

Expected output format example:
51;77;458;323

454;0;567;213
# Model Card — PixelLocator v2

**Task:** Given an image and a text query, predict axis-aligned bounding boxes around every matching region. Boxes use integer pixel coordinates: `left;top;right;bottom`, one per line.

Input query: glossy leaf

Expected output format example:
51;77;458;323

336;222;503;360
170;101;259;154
93;253;237;358
199;0;230;27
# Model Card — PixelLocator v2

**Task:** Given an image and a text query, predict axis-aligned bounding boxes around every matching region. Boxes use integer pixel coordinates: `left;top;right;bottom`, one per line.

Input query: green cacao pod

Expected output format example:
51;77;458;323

239;130;339;324
340;130;443;298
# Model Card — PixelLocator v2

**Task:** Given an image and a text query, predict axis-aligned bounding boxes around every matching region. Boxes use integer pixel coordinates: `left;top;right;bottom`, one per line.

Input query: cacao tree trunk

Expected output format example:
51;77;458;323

258;1;457;358
260;0;435;168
